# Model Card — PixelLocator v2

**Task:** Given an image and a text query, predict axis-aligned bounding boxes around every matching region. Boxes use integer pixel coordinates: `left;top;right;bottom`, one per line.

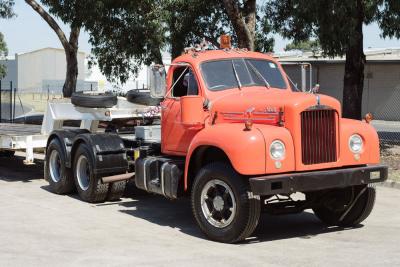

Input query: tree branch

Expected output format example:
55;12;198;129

222;0;254;50
25;0;70;51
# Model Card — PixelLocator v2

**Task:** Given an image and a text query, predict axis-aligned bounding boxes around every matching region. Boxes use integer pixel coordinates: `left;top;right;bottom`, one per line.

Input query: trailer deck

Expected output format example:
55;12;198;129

0;123;48;164
0;97;161;164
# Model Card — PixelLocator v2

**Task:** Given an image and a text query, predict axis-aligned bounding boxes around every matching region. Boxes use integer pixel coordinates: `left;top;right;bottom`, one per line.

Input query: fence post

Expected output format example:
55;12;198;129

0;79;2;123
9;81;12;123
13;87;16;123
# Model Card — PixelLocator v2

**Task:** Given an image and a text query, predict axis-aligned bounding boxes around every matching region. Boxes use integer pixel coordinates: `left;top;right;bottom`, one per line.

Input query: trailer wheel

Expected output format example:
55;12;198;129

191;162;260;243
73;143;109;203
312;184;376;227
44;139;74;194
107;180;127;201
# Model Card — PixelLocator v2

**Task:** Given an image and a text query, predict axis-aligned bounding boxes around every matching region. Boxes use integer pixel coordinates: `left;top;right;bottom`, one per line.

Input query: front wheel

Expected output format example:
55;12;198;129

312;184;376;227
191;163;260;243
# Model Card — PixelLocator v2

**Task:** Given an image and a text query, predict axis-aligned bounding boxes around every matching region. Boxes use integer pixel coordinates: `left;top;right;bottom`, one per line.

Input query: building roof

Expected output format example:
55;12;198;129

17;47;85;57
274;47;400;64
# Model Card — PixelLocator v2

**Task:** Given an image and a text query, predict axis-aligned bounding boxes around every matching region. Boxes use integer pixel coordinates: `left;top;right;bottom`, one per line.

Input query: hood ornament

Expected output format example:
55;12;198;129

316;95;321;106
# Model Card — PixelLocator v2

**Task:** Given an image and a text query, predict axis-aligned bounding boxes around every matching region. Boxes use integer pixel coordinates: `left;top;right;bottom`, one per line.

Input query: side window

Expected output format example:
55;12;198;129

172;67;199;97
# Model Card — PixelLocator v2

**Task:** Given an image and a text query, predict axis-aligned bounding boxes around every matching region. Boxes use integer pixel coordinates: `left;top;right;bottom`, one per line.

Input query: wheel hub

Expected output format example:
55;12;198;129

49;150;61;183
213;196;225;211
200;179;236;228
76;155;90;191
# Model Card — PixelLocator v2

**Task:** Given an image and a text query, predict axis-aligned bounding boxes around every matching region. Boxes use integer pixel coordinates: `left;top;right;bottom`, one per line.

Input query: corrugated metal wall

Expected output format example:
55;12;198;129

283;62;400;121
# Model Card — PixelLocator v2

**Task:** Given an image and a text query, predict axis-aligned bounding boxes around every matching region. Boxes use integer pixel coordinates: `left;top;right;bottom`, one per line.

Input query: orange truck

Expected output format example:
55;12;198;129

43;47;388;243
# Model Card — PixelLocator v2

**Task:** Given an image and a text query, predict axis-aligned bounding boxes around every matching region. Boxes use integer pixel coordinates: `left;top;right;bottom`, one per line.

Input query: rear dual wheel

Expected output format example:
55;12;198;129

45;139;126;202
191;163;261;243
73;143;126;203
45;139;75;194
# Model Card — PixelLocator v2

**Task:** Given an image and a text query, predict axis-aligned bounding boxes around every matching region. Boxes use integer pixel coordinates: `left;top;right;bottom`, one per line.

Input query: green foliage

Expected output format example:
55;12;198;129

0;0;14;18
38;0;275;84
266;0;382;57
0;0;15;78
285;40;319;52
265;0;400;56
378;0;400;39
0;33;8;78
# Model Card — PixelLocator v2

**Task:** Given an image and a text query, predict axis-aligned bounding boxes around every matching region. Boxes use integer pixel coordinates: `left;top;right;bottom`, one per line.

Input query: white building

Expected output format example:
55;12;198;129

86;52;172;93
1;47;171;94
18;48;86;92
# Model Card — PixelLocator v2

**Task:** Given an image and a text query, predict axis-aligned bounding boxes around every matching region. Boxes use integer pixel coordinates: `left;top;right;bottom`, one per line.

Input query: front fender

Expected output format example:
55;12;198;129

339;119;380;165
186;123;267;176
185;123;296;188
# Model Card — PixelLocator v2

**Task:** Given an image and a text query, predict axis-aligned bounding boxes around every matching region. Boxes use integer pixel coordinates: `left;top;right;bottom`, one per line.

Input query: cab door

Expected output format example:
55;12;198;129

161;65;201;154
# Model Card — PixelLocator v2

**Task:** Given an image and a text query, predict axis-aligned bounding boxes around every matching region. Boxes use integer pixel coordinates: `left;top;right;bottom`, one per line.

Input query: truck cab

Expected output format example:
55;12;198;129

44;47;388;243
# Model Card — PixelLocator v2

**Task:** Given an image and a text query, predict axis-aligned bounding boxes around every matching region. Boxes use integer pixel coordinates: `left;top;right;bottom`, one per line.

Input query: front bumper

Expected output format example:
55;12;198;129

249;164;388;196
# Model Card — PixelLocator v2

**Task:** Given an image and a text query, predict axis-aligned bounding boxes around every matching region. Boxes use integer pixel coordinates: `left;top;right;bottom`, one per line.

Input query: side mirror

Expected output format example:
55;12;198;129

149;65;166;98
181;95;205;129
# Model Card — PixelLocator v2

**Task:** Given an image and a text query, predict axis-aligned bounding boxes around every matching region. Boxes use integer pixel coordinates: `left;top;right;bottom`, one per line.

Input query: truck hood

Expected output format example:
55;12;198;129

209;87;342;124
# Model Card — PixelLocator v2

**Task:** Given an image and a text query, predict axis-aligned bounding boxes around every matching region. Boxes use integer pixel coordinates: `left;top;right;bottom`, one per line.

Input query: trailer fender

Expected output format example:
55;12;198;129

70;133;128;176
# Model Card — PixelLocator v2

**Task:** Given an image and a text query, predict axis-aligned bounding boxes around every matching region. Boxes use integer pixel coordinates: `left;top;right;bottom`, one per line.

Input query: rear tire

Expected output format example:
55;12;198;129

191;162;260;243
107;180;127;201
44;139;74;194
312;184;376;227
73;143;109;203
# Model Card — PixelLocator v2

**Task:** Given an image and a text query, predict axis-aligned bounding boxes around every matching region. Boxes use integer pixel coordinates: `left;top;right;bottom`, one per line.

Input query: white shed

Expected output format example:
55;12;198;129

17;47;86;93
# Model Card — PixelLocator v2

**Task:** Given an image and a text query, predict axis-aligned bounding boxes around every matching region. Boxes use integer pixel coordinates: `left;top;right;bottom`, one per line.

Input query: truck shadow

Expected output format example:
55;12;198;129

0;155;44;183
115;190;361;243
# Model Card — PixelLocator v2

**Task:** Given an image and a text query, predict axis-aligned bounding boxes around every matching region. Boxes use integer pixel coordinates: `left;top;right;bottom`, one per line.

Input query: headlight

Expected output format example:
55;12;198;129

270;140;286;160
349;134;363;153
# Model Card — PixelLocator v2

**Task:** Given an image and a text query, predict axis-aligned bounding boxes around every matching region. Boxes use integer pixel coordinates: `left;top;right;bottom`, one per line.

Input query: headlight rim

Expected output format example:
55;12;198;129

269;140;286;160
349;134;364;154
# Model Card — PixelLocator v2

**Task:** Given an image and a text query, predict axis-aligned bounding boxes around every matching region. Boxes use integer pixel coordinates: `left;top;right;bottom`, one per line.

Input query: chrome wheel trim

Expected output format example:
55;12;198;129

49;150;62;183
76;155;90;191
200;179;237;228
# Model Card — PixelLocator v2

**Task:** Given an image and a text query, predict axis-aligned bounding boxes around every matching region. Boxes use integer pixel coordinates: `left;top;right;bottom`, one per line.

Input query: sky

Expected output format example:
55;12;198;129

1;1;400;57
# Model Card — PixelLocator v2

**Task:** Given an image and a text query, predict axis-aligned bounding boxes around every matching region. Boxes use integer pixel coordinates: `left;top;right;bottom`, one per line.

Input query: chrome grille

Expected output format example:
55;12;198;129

301;109;337;165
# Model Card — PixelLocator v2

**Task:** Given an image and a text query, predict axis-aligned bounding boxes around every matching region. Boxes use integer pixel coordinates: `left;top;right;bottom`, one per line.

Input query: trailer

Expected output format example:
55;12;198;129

0;97;160;164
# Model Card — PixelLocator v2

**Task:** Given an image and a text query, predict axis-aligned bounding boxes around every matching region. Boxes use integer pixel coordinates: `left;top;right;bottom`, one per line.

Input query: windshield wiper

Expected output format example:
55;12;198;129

246;61;271;89
231;60;242;90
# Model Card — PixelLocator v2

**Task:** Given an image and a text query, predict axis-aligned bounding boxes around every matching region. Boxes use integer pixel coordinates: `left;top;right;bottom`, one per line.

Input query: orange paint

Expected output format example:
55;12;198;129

158;49;381;191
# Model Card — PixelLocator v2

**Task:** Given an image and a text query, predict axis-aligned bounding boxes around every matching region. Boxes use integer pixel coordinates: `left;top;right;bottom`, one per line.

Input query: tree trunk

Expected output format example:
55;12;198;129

342;0;365;120
25;0;80;98
63;48;78;97
222;0;256;51
62;26;80;97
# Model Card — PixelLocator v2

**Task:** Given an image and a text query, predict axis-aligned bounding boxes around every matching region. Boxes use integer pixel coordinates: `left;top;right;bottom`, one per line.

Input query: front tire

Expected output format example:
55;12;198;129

191;163;260;243
44;139;74;194
312;184;376;227
73;143;109;203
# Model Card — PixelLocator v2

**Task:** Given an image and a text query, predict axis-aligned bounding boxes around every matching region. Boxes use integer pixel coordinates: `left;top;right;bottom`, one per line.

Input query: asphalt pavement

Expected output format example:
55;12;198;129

0;155;399;267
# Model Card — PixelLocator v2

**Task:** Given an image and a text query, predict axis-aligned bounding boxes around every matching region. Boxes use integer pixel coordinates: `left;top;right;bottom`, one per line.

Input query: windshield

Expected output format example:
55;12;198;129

201;58;288;91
